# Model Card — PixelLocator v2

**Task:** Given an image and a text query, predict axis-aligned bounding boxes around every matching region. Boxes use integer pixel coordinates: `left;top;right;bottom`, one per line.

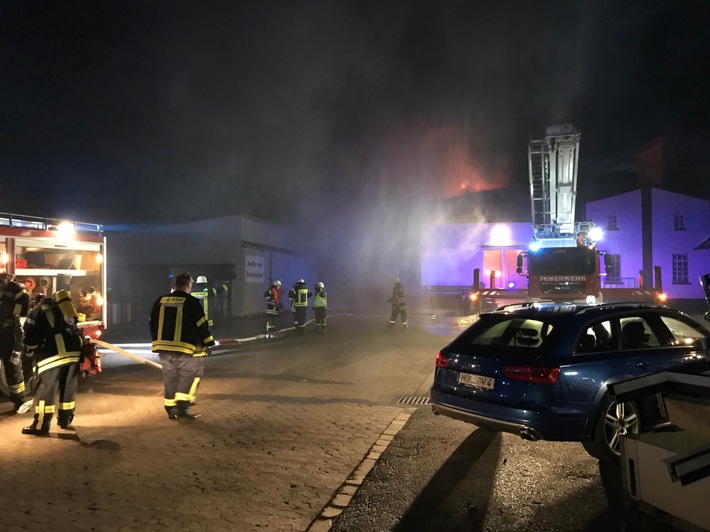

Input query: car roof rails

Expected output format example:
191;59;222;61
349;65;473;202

575;301;665;314
493;301;579;313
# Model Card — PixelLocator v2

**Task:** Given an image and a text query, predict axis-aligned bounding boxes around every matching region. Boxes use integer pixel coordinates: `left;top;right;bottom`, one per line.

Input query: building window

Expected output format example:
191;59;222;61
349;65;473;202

674;213;686;230
607;216;618;231
672;254;689;284
605;254;621;284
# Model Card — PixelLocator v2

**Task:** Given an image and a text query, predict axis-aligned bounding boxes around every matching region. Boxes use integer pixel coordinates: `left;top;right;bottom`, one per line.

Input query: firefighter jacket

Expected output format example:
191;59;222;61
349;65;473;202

191;282;211;321
264;286;281;315
387;283;406;311
313;289;327;308
23;297;83;375
150;290;215;357
0;281;30;324
289;284;312;308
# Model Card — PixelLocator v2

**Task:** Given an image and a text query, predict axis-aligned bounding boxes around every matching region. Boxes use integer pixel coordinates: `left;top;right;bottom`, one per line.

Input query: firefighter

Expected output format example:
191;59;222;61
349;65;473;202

288;279;311;335
150;273;215;420
312;282;328;334
0;272;33;414
21;291;83;435
191;275;212;325
264;279;282;337
387;278;408;329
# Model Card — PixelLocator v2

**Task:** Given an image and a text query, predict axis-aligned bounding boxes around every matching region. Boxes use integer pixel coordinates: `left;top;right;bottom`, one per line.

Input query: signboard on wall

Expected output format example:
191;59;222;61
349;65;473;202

245;254;264;283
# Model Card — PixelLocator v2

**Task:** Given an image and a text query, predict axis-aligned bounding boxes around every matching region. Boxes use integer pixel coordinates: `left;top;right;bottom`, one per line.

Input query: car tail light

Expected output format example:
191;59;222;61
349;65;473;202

503;366;560;384
435;352;451;368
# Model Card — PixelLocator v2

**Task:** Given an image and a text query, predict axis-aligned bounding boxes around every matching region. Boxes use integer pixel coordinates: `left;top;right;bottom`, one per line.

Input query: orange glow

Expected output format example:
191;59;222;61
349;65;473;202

423;126;510;198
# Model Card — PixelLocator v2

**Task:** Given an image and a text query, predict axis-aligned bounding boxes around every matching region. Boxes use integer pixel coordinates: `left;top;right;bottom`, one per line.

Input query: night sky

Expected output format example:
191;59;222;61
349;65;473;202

2;1;709;228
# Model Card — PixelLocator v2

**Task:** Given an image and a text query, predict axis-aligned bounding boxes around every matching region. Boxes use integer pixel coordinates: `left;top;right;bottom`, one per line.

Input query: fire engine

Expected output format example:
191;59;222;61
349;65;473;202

512;124;600;302
0;212;107;338
457;125;664;312
515;125;665;304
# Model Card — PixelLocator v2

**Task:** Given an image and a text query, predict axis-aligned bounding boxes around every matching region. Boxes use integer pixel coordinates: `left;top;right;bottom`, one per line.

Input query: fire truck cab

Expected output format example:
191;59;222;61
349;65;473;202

0;213;107;339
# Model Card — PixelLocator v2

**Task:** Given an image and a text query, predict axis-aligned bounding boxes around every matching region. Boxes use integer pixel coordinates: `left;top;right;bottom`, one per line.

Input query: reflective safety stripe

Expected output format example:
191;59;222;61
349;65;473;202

10;382;25;393
294;288;310;307
151;341;197;356
36;401;55;427
36;353;81;374
188;377;201;402
60;401;75;410
175;392;191;402
157;296;186;343
164;398;178;407
13;288;28;316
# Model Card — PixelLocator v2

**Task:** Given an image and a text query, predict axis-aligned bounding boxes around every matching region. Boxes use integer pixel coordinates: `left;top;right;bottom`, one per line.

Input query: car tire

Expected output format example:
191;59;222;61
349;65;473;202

583;394;641;462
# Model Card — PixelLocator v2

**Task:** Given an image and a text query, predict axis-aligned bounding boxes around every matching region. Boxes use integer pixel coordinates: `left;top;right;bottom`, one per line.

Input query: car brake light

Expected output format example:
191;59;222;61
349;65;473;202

435;352;450;368
503;366;560;384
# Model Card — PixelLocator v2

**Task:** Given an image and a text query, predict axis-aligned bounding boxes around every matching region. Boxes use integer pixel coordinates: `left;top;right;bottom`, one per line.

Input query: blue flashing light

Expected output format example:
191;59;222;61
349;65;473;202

529;241;542;252
507;281;516;289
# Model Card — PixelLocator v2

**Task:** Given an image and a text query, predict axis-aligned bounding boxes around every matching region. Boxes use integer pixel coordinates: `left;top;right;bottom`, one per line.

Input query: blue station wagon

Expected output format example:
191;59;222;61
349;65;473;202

430;302;710;461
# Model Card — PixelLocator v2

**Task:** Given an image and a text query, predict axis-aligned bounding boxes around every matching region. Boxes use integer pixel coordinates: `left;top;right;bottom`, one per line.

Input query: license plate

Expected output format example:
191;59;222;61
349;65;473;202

458;372;495;390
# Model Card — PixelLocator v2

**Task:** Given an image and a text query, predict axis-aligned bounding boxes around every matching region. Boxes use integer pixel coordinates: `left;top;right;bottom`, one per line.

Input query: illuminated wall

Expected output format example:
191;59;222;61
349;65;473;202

420;222;531;287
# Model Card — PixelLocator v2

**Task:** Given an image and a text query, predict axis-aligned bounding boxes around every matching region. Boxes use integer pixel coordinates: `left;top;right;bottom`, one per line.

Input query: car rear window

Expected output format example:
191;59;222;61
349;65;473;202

660;316;709;346
454;317;552;348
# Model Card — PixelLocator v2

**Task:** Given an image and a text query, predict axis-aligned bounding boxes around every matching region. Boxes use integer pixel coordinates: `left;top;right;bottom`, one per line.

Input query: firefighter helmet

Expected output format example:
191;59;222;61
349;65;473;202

54;289;78;319
316;282;324;289
297;279;305;284
196;276;208;284
273;280;282;287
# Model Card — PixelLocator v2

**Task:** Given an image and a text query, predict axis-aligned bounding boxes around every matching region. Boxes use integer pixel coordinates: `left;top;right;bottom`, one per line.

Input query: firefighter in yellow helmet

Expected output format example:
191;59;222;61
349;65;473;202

21;290;83;435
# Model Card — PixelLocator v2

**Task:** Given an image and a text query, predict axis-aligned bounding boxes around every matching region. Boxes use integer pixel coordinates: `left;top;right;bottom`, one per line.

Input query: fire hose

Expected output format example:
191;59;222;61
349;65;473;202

90;338;163;371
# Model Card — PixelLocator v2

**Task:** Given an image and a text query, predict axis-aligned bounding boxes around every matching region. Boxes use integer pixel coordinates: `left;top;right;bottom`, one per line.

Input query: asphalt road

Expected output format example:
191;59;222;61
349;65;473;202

1;312;705;531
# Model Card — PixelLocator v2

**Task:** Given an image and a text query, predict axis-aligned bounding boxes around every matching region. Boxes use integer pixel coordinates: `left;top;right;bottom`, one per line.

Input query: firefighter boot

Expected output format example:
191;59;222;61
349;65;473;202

165;406;178;420
58;409;76;431
22;413;51;436
175;400;200;420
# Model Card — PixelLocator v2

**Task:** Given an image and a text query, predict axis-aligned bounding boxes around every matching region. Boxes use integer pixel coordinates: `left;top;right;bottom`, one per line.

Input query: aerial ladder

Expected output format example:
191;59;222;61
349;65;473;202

517;125;604;302
528;124;593;244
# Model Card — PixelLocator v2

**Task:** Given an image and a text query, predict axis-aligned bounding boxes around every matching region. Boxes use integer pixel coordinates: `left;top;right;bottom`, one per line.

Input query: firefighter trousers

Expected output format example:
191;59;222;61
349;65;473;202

0;324;28;405
266;310;278;333
294;307;307;334
314;307;327;332
29;362;79;431
159;352;204;414
389;307;407;325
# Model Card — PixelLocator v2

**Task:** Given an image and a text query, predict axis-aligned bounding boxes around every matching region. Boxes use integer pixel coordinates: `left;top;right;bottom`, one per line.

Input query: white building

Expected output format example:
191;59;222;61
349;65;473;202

107;214;316;323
